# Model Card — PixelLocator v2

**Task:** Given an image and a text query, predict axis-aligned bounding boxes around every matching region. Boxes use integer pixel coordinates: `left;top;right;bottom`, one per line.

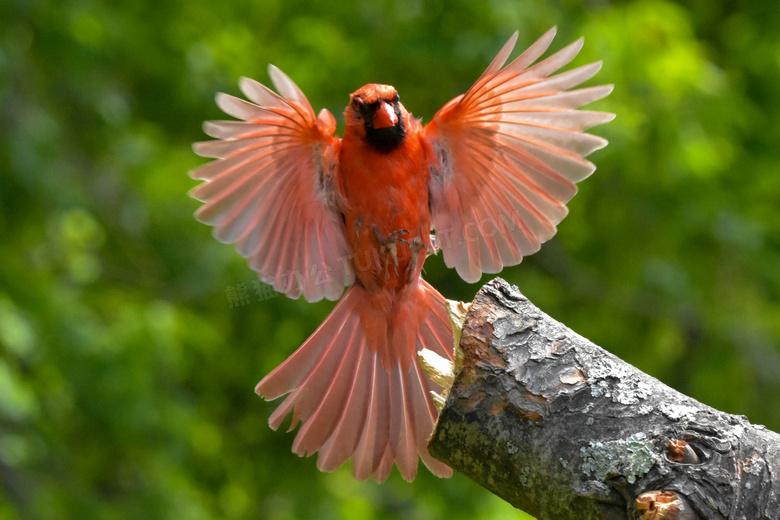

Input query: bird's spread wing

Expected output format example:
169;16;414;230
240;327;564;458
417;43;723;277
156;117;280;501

190;67;352;302
423;27;614;282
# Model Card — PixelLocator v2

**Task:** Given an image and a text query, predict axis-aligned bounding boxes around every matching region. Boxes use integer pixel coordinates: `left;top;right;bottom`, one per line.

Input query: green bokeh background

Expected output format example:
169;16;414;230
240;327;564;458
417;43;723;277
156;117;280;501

2;0;779;518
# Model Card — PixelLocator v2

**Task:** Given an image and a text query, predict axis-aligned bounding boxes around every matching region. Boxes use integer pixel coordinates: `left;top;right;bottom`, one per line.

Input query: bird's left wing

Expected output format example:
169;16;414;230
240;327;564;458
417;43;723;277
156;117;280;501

423;27;614;282
190;67;352;302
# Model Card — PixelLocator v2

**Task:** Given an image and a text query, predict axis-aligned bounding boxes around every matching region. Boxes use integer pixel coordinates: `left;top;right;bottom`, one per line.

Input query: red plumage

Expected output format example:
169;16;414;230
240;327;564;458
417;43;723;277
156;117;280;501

190;27;613;482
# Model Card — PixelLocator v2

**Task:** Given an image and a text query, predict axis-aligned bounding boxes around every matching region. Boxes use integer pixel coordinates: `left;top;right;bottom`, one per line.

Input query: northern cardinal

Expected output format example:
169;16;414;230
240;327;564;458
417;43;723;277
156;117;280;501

190;27;613;482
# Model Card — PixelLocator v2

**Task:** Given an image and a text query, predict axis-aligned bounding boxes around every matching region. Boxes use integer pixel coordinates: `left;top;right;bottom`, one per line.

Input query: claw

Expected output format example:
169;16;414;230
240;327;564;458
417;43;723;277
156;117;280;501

388;241;399;278
407;237;427;282
377;229;410;242
374;228;409;280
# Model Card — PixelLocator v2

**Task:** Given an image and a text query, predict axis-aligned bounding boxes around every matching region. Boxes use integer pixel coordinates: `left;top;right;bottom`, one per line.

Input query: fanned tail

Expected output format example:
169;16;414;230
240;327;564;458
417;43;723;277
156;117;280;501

255;279;454;482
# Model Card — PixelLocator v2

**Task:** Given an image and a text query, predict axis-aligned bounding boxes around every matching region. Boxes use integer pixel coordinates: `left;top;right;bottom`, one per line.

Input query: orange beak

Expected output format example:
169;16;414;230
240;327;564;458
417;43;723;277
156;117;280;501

372;101;398;129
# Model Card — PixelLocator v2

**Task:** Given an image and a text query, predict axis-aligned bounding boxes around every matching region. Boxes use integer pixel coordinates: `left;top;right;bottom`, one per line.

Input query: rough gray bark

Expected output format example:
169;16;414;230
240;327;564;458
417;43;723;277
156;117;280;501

428;278;780;520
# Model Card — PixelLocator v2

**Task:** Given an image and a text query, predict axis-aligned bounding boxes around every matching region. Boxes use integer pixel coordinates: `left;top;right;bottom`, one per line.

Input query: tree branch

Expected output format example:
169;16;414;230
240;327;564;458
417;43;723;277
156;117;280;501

427;278;780;520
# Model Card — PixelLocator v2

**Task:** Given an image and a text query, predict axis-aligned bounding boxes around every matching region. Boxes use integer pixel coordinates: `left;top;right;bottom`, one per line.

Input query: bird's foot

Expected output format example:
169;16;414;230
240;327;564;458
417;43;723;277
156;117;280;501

374;228;411;280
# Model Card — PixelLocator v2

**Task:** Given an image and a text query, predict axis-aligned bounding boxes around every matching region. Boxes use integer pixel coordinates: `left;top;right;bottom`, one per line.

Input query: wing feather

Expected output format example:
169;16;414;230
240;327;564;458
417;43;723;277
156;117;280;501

238;76;289;109
424;29;614;282
268;65;315;116
190;67;351;301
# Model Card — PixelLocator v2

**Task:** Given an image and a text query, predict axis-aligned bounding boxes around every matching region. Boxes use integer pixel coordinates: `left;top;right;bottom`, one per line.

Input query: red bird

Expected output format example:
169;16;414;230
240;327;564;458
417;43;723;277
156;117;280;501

190;27;613;482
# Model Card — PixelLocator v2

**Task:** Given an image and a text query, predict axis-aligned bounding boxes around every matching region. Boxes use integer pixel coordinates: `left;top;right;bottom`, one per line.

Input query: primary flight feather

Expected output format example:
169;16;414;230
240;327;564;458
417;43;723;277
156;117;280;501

190;27;613;482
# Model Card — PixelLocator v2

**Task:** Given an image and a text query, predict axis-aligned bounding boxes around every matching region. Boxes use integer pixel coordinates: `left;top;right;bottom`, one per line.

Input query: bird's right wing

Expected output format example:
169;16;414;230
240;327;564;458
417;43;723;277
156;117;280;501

190;67;352;302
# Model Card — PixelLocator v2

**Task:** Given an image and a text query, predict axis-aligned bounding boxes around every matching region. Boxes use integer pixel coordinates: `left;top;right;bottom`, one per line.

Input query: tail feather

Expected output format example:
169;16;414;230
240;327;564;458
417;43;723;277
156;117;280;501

377;443;395;483
352;354;390;480
412;351;453;478
258;290;360;400
394;367;418;480
421;320;451;360
266;321;350;437
268;389;296;431
316;346;372;472
292;323;361;456
423;290;457;359
256;279;454;482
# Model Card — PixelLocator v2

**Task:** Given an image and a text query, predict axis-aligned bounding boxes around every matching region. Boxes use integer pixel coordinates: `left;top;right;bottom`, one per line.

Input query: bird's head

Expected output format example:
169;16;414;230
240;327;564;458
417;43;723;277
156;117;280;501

346;84;407;153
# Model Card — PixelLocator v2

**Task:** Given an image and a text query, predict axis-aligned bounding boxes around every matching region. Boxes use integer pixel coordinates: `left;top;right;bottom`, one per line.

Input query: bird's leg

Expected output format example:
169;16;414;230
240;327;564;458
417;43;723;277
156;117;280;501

407;236;427;282
384;241;398;279
374;228;410;280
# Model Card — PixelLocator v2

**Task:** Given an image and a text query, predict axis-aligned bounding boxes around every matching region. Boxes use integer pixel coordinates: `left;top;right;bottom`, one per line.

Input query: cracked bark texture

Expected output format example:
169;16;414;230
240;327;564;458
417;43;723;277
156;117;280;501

428;278;780;520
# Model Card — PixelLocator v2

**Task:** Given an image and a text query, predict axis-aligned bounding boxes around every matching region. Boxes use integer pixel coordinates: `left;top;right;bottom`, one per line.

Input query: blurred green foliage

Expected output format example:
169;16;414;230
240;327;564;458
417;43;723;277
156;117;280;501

2;0;779;518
